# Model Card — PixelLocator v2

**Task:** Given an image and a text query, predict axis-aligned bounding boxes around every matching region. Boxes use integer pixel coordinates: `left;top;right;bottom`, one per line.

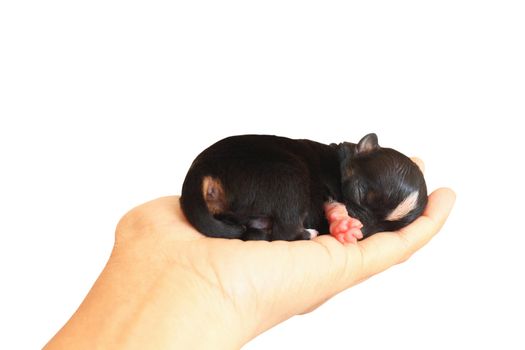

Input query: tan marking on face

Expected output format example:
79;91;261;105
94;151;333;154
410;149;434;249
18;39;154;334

343;166;353;179
385;191;419;221
202;176;226;214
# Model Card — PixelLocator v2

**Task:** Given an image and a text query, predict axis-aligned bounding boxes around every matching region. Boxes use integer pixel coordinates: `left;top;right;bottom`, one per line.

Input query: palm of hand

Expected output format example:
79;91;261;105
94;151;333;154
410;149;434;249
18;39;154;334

113;188;454;343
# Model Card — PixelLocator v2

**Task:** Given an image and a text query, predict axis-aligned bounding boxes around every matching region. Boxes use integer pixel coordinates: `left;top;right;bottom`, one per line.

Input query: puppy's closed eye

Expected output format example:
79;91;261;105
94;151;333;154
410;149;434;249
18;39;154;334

365;191;378;204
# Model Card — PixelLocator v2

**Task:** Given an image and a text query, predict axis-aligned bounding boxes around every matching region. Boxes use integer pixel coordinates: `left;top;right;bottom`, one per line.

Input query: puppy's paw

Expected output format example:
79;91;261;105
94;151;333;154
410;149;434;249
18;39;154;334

324;201;363;244
329;217;363;244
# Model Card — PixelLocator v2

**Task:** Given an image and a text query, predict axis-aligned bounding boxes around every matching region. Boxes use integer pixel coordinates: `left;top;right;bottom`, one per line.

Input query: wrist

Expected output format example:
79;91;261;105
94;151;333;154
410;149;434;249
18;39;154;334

45;245;245;350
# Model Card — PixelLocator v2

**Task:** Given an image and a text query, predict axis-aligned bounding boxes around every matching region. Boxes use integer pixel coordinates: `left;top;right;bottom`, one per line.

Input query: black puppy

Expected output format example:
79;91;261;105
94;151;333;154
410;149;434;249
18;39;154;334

180;134;427;242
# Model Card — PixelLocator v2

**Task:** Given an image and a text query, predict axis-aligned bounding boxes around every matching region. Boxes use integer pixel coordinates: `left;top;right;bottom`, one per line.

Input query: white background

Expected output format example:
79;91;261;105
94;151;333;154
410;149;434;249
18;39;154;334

1;1;524;349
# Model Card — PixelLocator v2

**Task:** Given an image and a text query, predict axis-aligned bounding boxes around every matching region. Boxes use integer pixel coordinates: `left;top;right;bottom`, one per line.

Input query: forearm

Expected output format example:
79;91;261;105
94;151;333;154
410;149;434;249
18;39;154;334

44;247;244;350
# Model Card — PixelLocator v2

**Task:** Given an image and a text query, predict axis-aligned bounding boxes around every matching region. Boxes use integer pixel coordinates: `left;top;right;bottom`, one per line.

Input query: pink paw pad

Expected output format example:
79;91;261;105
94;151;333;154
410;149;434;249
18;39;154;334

324;202;364;244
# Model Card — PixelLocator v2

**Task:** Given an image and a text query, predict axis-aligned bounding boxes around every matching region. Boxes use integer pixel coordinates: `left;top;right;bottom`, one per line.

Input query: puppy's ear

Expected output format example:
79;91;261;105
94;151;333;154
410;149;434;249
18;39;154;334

356;133;380;155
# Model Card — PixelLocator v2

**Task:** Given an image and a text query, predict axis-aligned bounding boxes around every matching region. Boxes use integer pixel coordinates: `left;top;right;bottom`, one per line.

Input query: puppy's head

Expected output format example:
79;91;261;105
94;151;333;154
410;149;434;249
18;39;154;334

337;133;427;237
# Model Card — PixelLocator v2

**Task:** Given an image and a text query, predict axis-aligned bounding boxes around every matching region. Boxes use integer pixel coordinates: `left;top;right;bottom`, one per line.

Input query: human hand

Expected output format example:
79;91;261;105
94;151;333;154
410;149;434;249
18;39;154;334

45;162;455;350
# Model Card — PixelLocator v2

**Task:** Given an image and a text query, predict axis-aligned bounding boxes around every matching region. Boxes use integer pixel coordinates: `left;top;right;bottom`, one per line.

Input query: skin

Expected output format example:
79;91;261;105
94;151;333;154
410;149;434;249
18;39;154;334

44;159;455;350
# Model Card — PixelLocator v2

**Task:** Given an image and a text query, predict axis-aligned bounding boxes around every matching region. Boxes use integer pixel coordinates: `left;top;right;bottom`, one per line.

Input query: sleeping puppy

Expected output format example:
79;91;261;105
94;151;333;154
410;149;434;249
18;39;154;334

180;134;427;242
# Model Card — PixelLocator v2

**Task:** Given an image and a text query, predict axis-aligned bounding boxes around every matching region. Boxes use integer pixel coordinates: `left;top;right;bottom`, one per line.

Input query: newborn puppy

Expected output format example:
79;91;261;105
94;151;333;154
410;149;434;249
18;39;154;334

180;134;427;242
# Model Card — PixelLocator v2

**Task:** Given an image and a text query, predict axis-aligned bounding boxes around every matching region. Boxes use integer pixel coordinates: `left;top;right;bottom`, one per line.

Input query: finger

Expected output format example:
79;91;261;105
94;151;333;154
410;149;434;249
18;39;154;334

355;187;456;278
411;157;425;173
398;187;456;250
298;187;455;302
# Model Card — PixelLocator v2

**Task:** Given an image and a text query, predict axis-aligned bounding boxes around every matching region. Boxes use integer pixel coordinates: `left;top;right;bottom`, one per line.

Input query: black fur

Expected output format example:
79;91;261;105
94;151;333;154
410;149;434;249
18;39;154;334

180;134;427;241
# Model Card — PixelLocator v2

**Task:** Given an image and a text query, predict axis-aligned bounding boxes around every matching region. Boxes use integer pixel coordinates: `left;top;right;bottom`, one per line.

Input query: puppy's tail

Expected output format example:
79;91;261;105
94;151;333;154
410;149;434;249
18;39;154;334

180;167;245;239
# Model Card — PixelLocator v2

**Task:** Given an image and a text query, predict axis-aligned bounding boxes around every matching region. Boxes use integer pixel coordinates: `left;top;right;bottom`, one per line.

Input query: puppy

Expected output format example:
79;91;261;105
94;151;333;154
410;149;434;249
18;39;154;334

180;134;427;242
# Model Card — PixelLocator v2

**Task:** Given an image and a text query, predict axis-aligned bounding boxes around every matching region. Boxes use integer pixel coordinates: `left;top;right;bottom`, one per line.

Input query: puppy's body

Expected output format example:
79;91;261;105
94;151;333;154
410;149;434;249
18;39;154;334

180;134;427;241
